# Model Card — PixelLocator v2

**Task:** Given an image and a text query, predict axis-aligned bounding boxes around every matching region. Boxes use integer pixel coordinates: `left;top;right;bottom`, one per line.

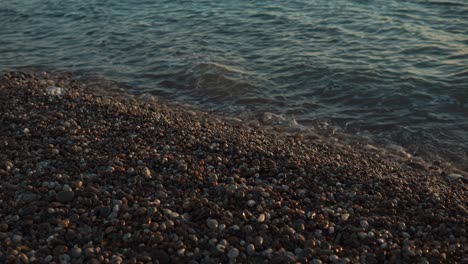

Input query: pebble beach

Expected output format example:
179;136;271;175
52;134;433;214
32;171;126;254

0;71;466;263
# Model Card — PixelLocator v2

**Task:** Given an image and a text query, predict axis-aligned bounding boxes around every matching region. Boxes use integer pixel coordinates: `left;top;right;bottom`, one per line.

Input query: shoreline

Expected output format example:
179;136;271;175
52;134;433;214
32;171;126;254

0;71;466;263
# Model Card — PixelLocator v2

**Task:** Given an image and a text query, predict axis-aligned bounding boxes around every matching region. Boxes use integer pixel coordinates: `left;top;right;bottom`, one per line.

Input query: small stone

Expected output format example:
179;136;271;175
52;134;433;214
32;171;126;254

56;190;74;203
4;161;14;171
71;247;82;258
18;253;29;263
357;232;367;239
110;255;123;264
255;236;264;247
228;248;239;259
147;207;157;216
405;247;416;257
22;193;38;203
313;259;323;264
360;220;369;229
139;255;152;262
216;244;226;253
329;254;340;262
341;214;350;222
12;234;22;243
263;248;273;259
178;163;188;172
142;167;152;178
398;222;407;231
247;244;255;255
247;200;256;207
44;255;53;262
206;219;218;230
106;166;115;173
218;224;226;232
59;254;71;263
123;233;132;241
177;248;186;256
420;257;430;264
209;174;218;183
257;214;266;223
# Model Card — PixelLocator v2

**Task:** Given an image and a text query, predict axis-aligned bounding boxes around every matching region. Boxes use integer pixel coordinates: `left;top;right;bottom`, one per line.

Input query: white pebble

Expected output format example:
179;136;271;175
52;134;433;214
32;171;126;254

257;213;266;223
177;248;186;256
216;244;226;253
142;167;152;178
341;214;350;221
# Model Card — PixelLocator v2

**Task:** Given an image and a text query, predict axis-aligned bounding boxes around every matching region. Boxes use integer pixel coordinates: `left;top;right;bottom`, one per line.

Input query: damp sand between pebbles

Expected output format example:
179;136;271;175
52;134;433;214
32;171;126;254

0;71;467;263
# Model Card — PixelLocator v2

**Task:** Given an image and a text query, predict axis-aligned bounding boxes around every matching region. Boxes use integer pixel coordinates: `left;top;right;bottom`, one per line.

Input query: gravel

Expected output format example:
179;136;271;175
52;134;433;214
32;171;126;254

0;71;467;263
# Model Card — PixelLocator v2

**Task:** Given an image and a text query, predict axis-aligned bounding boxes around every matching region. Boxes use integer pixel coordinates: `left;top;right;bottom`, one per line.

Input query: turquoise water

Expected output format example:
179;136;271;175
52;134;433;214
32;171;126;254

1;0;467;167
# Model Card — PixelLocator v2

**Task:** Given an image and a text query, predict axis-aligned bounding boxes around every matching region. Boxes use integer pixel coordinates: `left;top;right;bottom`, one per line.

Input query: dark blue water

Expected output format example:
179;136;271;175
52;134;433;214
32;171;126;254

1;0;467;168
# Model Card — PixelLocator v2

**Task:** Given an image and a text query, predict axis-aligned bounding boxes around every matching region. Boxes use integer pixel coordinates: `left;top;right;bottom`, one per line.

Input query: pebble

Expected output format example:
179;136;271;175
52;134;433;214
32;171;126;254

247;244;255;255
56;190;75;203
341;213;350;221
216;244;226;253
142;167;152;178
255;236;264;247
257;213;266;223
208;174;218;183
360;220;370;229
177;248;186;256
329;255;340;262
12;234;22;243
18;252;29;263
4;161;14;171
59;254;71;263
228;248;239;259
71;247;82;258
206;219;218;230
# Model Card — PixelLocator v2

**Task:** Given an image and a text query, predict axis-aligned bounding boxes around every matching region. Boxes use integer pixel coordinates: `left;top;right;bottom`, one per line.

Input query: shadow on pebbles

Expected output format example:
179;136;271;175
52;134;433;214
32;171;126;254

0;71;466;263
